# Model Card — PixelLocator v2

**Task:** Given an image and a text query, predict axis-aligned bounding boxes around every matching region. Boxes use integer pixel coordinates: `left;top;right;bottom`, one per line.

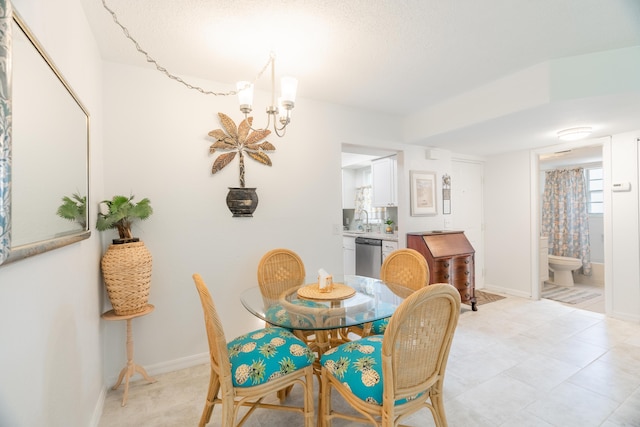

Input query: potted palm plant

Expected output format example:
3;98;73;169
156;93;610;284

96;195;153;243
97;195;154;315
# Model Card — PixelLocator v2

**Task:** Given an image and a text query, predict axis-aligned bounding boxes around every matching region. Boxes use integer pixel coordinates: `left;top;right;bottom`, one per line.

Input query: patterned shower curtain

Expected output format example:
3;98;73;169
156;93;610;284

541;168;591;275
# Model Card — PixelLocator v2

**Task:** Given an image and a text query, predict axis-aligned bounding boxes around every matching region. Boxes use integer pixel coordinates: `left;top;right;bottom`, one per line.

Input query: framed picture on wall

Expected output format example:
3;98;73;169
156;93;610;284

410;170;437;216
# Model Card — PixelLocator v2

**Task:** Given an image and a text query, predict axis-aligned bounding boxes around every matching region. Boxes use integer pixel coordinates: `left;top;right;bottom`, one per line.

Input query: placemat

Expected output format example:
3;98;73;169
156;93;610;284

297;283;355;300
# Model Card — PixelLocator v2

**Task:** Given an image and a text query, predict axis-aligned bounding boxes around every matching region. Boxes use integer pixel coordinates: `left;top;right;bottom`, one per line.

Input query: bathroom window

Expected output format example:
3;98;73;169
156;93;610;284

586;167;603;214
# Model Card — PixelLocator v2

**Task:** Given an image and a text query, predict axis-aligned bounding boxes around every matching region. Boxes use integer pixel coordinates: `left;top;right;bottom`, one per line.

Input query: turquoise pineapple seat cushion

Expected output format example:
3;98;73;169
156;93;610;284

265;299;325;329
352;301;396;334
320;336;422;405
228;327;315;387
368;317;389;334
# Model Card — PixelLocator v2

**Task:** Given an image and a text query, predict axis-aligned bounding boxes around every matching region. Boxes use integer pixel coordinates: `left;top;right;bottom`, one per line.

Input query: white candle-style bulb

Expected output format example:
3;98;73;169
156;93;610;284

236;81;254;112
280;76;298;107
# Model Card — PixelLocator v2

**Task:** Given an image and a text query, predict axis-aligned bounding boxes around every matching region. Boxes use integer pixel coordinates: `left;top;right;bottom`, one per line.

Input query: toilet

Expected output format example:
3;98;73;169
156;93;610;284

548;255;582;287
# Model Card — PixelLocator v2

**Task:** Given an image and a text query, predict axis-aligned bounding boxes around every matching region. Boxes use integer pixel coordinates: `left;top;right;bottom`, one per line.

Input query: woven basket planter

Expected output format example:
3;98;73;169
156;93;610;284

101;241;152;315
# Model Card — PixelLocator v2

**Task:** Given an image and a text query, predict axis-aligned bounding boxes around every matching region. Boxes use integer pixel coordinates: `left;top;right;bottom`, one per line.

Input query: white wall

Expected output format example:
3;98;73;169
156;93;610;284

484;150;533;298
100;61;404;380
0;0;105;426
398;146;454;238
608;131;640;320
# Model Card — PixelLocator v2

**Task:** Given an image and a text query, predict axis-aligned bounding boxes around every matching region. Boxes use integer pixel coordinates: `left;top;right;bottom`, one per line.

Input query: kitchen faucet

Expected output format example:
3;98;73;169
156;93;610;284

360;210;370;232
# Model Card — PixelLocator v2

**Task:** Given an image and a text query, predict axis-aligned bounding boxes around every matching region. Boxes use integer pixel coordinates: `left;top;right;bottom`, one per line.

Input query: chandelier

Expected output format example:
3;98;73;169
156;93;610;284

236;53;298;137
101;0;297;137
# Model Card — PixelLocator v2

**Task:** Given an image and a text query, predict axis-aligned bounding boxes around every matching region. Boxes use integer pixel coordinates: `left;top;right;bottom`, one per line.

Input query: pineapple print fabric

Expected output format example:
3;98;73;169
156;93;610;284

368;317;389;334
265;299;325;329
321;336;419;405
227;327;315;387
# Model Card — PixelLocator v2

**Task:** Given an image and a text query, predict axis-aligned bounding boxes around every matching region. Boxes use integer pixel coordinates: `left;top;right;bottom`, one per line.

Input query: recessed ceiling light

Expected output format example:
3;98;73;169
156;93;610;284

557;127;592;141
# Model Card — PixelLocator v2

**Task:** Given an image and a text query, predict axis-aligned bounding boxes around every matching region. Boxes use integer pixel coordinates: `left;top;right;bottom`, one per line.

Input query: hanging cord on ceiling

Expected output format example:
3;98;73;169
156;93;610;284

100;0;272;96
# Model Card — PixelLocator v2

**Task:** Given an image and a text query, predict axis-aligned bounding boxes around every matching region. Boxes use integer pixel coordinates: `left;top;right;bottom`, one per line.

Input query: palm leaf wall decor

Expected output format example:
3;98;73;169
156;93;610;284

208;112;275;188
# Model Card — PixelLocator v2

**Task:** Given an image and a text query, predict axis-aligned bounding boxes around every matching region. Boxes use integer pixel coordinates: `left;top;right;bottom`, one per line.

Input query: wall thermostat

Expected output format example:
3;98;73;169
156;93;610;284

612;182;631;192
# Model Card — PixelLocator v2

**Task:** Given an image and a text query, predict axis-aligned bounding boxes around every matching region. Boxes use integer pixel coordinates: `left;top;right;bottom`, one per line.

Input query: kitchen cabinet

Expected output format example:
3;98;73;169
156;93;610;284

407;231;476;310
343;236;356;275
371;156;396;207
382;240;397;262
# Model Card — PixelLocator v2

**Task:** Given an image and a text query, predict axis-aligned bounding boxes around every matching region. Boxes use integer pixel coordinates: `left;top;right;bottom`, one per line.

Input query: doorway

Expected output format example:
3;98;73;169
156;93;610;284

534;139;608;314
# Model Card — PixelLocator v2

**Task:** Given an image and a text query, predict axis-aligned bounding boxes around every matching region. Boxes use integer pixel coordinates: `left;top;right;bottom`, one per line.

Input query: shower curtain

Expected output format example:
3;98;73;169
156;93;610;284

542;168;591;275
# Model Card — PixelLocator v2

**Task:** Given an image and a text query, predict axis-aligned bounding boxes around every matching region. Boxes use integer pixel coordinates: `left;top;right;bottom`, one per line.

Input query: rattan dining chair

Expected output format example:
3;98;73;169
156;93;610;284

350;248;429;337
320;283;461;427
192;273;315;427
257;248;306;299
257;248;318;343
380;248;430;291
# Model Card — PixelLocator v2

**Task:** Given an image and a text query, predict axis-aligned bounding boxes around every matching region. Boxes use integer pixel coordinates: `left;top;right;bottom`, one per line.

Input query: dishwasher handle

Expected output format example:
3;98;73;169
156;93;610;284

355;237;382;246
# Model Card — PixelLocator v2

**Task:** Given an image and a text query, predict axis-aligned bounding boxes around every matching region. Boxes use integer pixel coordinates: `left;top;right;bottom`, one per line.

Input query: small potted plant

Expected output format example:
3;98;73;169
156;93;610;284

384;218;394;234
56;192;87;229
97;195;154;315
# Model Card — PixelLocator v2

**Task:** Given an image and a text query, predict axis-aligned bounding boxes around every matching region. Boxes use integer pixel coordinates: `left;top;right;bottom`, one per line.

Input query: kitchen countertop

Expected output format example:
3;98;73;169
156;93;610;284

343;231;398;242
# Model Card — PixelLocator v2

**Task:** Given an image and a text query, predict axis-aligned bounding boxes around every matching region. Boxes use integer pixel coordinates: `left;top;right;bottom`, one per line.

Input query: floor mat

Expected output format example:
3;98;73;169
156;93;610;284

463;290;505;306
541;284;601;304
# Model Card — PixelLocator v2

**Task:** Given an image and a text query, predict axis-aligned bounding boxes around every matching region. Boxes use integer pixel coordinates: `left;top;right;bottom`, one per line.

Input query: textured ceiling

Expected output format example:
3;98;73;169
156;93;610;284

80;0;640;156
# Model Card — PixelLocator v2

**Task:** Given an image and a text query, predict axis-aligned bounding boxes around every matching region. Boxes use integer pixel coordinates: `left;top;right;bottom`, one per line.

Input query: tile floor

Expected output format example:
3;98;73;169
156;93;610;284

99;292;640;426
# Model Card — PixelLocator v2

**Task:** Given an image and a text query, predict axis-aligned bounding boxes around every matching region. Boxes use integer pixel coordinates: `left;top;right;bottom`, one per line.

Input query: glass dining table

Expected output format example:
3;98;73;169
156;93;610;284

239;275;414;356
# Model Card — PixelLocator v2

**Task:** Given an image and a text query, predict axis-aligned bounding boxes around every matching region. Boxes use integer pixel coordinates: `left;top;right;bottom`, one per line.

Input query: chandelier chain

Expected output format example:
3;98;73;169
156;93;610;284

101;0;273;96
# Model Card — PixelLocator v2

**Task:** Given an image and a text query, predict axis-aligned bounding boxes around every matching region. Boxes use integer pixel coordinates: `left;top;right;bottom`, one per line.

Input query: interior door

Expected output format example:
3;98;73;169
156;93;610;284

452;160;485;288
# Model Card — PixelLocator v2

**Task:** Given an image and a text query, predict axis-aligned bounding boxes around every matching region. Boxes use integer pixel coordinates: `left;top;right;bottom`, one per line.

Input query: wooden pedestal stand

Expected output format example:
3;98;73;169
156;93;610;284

102;304;157;406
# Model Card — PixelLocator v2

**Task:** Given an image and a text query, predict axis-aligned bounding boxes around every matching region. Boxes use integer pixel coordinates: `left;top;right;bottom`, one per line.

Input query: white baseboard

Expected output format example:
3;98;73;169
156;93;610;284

145;352;210;377
89;385;107;427
105;352;210;385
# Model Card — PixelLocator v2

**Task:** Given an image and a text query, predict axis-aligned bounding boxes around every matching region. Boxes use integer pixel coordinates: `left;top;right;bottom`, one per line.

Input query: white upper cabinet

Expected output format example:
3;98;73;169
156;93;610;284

371;156;397;207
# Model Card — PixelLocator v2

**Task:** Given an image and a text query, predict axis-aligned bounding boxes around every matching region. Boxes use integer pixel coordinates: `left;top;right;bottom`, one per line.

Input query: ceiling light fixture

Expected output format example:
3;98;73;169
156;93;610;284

557;127;592;141
101;0;297;138
236;53;297;137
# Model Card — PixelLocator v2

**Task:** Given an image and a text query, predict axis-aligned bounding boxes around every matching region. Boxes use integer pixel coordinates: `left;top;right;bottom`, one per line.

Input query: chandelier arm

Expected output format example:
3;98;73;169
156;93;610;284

101;0;272;96
273;126;287;137
273;121;289;137
243;112;274;134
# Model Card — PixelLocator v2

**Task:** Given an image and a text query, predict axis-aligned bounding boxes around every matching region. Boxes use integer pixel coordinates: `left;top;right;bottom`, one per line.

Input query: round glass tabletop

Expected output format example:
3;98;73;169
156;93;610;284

240;275;413;331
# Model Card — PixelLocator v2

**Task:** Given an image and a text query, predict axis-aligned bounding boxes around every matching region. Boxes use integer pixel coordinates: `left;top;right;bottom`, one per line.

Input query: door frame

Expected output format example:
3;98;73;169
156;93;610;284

529;137;610;303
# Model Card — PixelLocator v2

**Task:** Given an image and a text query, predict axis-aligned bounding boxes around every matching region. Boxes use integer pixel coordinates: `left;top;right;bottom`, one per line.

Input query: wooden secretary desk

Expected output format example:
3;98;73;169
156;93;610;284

407;231;477;311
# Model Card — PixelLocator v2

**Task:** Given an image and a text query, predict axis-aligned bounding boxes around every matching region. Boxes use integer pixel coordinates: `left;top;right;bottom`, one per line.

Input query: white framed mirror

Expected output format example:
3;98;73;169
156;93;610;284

0;1;90;266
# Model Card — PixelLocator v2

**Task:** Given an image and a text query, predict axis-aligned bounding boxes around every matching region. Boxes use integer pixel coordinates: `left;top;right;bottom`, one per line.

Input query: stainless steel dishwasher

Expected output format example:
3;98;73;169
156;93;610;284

355;237;382;279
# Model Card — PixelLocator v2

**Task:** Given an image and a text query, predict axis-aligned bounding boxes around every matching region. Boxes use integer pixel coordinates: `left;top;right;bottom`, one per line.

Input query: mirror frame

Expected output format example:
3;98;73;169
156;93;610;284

0;1;90;266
